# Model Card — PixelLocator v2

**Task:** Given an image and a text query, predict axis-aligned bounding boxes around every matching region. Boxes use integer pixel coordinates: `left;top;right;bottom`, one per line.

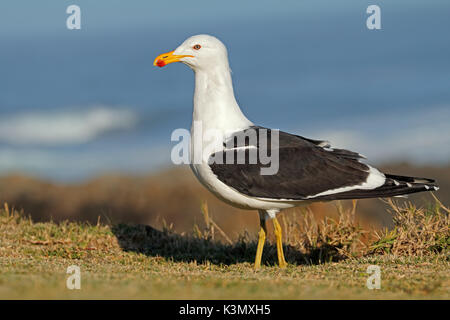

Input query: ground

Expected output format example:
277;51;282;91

0;203;448;299
1;255;448;299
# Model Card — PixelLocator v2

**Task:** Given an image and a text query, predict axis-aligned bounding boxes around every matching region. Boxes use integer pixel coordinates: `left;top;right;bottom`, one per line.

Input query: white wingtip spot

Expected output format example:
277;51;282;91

434;186;439;191
424;185;430;190
394;180;400;186
406;183;412;187
318;141;331;148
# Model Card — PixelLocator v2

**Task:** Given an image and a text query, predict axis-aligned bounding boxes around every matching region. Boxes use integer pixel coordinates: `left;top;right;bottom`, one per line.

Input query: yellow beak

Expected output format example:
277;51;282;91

153;51;193;67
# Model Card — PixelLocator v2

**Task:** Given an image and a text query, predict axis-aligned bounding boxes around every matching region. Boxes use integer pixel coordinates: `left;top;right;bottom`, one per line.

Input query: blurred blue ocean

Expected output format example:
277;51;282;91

0;0;449;181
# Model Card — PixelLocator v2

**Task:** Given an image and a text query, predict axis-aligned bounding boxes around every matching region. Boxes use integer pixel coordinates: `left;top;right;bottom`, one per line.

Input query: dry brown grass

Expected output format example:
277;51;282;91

181;196;448;266
370;196;449;257
281;201;369;263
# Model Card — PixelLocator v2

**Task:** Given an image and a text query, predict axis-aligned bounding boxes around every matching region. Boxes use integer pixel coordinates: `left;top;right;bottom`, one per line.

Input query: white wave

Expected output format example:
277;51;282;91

0;106;138;146
0;145;171;181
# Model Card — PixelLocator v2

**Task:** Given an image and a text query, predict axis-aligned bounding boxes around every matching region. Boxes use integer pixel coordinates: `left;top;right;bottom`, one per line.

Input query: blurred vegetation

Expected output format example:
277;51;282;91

0;163;448;240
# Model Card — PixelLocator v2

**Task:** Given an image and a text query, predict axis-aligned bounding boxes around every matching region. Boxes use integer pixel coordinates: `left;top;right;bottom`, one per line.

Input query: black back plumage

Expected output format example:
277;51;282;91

209;126;438;201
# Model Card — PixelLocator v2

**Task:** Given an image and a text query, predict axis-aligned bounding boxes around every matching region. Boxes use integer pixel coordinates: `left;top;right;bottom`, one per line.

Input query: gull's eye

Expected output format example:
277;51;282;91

193;44;201;50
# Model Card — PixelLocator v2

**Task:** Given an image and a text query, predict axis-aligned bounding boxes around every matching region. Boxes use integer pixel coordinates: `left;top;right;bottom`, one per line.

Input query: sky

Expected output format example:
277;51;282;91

0;0;449;181
2;0;448;35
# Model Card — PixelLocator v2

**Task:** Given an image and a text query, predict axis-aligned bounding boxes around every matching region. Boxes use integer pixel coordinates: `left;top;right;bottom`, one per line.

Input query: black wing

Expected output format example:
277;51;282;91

209;126;437;200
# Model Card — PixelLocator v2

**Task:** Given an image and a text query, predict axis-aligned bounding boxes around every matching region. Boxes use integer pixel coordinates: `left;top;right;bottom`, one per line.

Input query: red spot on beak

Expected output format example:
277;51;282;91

156;59;166;67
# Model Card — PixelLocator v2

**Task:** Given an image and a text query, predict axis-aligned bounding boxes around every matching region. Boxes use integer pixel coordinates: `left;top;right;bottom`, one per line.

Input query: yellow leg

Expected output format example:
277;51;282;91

254;225;266;270
254;212;267;270
272;218;287;268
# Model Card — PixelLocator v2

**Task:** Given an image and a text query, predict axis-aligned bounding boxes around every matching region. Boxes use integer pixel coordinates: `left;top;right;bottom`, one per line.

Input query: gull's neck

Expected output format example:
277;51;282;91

192;65;253;133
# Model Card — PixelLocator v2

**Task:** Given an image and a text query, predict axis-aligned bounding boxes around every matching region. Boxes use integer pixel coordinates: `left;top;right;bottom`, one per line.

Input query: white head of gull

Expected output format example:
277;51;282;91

155;35;252;133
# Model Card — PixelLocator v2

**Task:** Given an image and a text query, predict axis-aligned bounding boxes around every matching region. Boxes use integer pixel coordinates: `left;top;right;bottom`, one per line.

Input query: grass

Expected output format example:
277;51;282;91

0;200;448;299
